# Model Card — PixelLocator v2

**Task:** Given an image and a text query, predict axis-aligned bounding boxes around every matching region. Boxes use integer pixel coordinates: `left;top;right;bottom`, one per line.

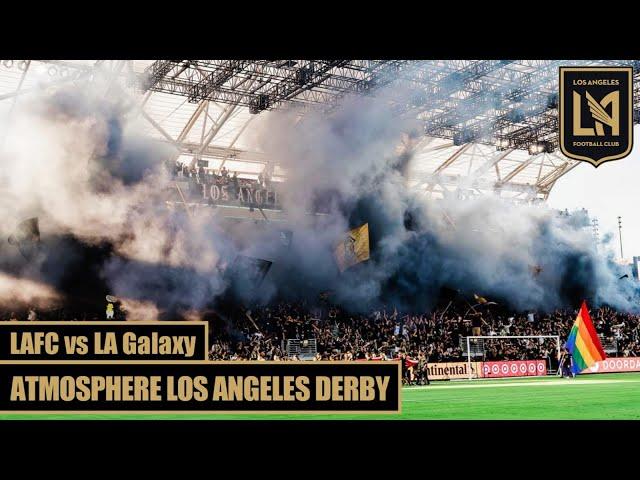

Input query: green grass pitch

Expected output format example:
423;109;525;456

2;373;639;420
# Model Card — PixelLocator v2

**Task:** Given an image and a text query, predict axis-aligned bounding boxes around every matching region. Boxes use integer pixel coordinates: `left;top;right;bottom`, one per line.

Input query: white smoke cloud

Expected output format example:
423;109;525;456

0;272;60;308
0;63;636;317
0;76;230;312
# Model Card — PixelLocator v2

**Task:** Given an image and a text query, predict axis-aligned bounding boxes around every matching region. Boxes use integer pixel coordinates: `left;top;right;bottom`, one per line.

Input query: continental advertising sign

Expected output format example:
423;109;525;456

0;322;400;414
582;357;640;374
426;362;482;380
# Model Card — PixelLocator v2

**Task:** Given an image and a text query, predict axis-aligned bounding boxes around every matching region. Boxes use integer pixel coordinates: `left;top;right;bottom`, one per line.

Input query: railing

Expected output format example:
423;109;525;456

285;338;317;360
599;334;618;355
459;337;484;357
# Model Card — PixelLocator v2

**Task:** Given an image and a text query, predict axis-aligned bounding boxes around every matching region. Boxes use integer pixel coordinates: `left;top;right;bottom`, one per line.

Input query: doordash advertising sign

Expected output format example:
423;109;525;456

582;357;640;374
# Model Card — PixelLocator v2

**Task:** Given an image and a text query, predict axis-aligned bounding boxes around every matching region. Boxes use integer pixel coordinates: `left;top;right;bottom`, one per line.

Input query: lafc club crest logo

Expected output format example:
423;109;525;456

559;66;633;167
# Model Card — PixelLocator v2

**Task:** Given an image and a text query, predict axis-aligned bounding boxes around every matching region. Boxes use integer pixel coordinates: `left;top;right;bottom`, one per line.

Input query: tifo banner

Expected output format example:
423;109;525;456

582;357;640;374
426;362;482;380
481;360;547;378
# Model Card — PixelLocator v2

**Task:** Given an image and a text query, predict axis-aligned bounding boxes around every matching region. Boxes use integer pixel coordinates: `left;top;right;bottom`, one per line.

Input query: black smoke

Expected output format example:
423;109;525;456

1;67;639;318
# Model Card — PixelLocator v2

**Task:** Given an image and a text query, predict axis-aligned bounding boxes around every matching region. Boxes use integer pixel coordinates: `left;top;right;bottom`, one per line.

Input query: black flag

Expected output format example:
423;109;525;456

7;217;41;260
229;255;272;289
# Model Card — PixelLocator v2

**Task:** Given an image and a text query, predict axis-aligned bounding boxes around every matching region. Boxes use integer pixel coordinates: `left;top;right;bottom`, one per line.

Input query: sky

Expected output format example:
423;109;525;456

547;125;640;263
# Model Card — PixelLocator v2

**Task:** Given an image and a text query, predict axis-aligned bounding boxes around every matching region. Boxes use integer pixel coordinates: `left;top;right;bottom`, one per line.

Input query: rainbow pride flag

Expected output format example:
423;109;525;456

566;301;606;374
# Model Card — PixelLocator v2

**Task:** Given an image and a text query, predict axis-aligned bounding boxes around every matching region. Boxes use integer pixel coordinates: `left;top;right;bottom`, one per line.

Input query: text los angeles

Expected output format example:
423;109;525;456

9;332;197;358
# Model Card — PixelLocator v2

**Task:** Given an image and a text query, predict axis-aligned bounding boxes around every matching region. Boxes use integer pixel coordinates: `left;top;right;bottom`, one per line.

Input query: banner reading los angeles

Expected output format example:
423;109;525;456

0;322;400;414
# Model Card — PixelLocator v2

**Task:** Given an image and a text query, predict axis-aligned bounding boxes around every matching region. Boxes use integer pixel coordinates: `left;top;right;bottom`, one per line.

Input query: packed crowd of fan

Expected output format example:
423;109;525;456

207;303;640;363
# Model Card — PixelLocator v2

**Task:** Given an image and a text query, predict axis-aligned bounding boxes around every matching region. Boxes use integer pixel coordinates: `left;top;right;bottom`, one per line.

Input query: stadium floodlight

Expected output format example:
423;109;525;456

527;144;539;155
495;138;510;150
527;142;550;155
464;335;562;380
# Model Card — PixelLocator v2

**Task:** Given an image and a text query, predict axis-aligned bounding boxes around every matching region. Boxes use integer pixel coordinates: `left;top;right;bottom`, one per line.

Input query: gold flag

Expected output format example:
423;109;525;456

474;293;488;304
335;223;370;272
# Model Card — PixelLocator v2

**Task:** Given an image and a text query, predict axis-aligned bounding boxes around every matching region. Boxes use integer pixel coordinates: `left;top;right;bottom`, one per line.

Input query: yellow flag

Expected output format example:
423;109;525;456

474;293;488;304
335;223;370;272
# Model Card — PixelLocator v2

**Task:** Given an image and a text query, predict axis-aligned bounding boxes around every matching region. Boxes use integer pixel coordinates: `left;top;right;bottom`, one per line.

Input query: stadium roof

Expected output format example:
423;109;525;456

1;59;638;202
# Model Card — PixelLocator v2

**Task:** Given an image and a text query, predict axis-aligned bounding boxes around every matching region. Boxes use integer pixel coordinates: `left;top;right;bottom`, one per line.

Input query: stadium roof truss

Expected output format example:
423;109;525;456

1;59;639;202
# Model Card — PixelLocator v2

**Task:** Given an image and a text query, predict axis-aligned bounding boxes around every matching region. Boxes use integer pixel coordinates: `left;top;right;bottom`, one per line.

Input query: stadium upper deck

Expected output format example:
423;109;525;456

2;60;639;204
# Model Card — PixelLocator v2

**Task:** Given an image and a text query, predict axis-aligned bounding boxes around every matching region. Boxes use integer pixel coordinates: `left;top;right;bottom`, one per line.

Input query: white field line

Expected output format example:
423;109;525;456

404;379;640;391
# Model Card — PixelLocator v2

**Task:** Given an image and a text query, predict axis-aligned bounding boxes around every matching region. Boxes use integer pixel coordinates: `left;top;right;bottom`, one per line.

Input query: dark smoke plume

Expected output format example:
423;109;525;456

0;65;638;318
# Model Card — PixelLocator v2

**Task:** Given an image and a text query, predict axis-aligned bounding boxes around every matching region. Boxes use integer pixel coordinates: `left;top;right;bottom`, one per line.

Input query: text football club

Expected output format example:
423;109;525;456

559;66;633;166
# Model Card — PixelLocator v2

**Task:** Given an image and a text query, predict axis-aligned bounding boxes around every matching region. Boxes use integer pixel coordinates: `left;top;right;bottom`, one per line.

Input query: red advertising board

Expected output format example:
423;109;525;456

481;360;547;378
582;357;640;374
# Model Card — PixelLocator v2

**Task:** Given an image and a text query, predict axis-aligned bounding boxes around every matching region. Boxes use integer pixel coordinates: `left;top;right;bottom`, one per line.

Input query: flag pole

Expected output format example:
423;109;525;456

467;336;472;380
618;216;624;259
439;300;453;323
175;181;193;219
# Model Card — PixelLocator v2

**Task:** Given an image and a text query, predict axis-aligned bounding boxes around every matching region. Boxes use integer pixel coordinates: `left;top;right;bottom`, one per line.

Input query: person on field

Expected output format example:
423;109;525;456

106;302;114;320
418;351;430;385
559;348;574;378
